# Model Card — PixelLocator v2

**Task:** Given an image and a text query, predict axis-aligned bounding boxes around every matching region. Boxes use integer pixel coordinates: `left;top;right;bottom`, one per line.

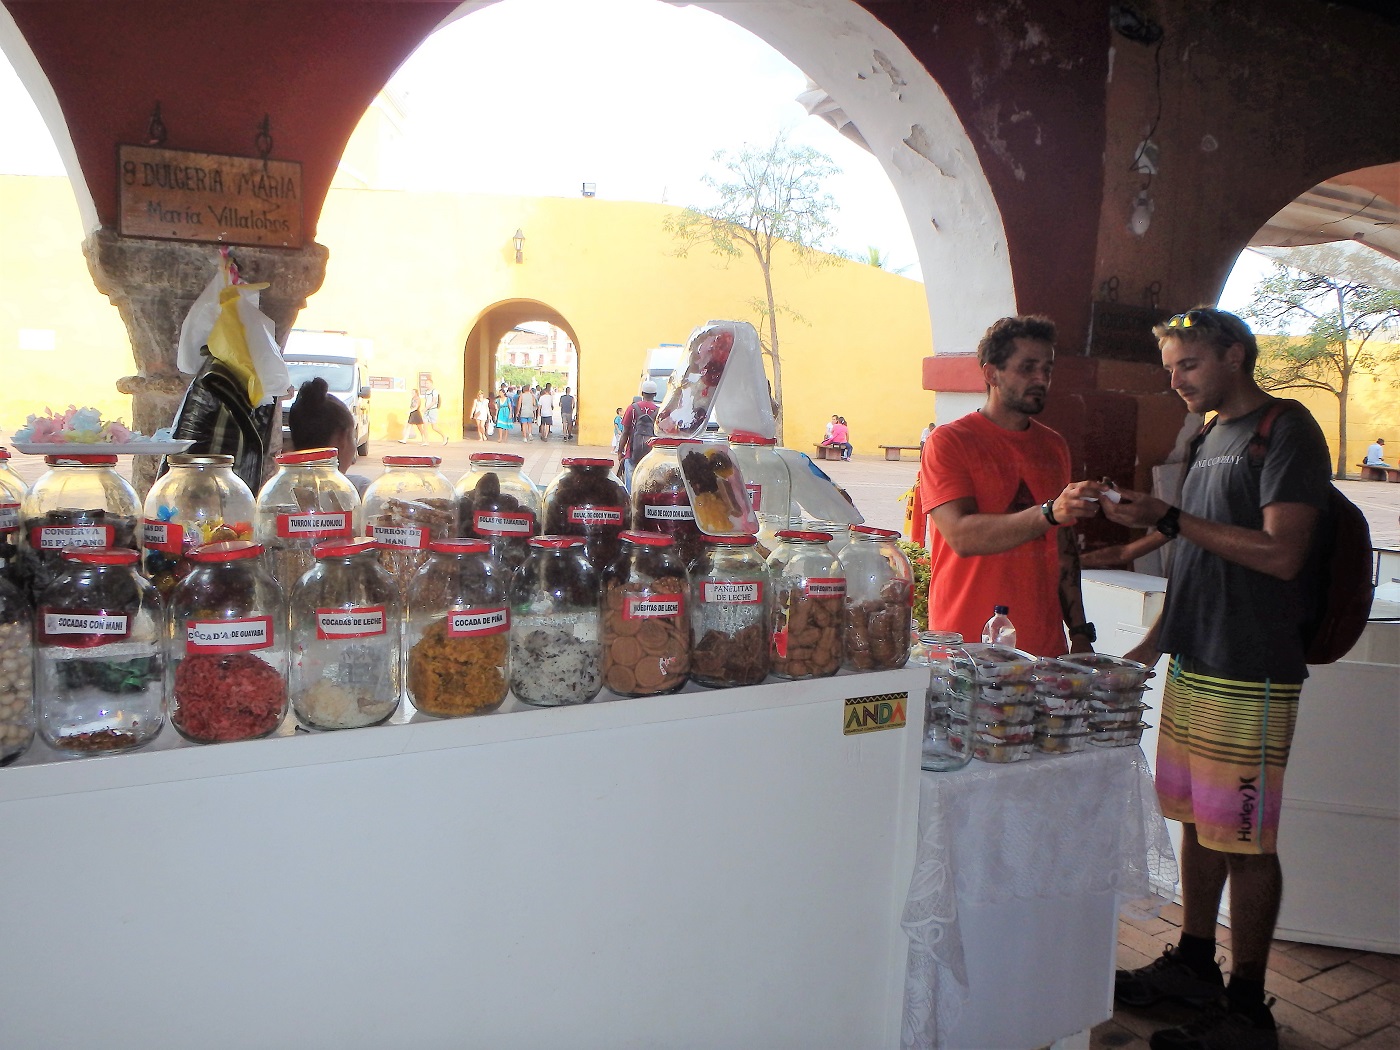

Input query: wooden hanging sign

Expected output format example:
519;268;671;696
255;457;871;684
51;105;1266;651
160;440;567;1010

117;144;303;248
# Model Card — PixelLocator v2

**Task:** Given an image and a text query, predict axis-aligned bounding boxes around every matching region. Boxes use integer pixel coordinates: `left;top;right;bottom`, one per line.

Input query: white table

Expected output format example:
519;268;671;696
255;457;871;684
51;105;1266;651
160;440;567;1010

901;746;1176;1050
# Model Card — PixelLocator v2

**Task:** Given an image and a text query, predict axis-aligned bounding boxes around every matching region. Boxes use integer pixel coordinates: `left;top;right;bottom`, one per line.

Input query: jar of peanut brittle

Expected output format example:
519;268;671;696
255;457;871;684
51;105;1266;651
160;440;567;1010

363;455;456;596
765;530;844;680
253;448;361;594
601;531;690;697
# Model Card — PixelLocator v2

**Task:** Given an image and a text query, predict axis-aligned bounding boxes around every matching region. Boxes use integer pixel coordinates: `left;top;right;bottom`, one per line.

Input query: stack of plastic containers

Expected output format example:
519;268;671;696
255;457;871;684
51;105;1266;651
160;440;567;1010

1031;657;1097;754
1064;652;1153;746
947;643;1039;763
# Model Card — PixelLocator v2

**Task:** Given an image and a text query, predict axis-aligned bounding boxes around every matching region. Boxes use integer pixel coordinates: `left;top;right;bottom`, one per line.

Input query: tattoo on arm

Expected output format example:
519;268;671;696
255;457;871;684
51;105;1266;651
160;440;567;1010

1057;527;1087;627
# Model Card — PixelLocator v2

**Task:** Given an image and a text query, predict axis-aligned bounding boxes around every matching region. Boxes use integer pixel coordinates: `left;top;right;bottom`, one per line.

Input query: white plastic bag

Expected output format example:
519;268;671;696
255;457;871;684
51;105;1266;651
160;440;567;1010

176;255;289;406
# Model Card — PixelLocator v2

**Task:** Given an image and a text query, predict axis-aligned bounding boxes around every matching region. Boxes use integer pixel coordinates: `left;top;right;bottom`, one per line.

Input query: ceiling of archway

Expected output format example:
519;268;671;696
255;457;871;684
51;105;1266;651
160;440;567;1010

1250;162;1400;281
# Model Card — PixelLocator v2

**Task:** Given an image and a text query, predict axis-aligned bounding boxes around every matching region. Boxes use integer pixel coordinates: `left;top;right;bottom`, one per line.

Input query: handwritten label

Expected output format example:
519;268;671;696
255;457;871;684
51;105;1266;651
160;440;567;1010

473;510;534;537
803;578;846;599
447;607;509;637
315;606;387;640
368;524;428;550
643;504;695;521
0;502;19;532
186;617;273;654
701;581;762;604
42;611;129;639
33;525;114;550
624;595;683;620
276;512;352;539
142;519;184;553
566;505;624;527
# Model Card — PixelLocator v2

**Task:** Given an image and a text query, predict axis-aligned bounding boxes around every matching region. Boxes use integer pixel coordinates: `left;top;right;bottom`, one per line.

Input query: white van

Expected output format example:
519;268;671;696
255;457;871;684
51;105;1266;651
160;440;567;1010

281;330;373;455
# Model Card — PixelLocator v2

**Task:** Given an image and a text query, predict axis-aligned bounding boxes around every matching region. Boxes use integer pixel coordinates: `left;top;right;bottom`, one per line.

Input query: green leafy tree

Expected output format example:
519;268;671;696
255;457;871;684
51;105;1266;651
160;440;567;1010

863;246;909;275
1244;257;1400;478
664;131;840;442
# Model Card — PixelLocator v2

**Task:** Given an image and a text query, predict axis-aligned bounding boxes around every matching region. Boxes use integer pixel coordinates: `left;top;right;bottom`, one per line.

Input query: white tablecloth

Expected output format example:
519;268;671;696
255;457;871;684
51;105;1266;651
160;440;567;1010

901;746;1177;1050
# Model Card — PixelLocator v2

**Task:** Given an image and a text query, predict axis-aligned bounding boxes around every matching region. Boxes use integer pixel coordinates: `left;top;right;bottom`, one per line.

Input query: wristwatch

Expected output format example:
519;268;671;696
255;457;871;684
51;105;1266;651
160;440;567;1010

1068;623;1097;644
1155;505;1182;539
1040;499;1061;527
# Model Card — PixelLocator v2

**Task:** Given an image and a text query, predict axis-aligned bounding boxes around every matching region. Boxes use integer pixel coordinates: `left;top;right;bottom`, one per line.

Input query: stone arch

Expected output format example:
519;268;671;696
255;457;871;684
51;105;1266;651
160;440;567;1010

463;298;581;434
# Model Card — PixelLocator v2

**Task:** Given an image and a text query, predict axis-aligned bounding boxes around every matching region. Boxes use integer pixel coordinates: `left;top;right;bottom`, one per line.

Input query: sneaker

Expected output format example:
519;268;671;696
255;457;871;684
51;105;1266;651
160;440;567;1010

1115;946;1224;1007
1149;999;1277;1050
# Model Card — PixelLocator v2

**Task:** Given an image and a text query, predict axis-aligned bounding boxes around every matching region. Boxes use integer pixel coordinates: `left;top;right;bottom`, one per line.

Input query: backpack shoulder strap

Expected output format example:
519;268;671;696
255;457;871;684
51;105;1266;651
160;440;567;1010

1244;397;1300;468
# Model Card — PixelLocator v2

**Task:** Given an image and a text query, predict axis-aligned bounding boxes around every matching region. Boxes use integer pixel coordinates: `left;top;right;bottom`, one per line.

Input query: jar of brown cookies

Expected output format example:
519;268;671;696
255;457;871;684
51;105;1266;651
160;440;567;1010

543;458;630;569
838;525;914;672
405;538;511;718
455;453;542;571
689;535;771;688
766;530;845;680
363;455;457;596
601;531;690;697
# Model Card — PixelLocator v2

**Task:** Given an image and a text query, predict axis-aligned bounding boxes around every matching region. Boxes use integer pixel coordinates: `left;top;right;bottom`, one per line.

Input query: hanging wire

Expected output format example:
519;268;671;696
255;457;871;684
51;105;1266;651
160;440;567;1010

1126;36;1164;191
255;115;273;173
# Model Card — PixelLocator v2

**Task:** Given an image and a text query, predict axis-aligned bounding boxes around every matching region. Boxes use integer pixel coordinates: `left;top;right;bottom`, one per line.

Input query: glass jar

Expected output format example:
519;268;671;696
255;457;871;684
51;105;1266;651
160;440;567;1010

728;431;790;521
509;536;602;706
839;525;914;672
917;631;972;771
630;437;704;567
766;530;844;680
405;539;510;718
19;454;141;607
253;448;361;594
142;453;256;598
689;535;772;688
363;455;457;596
0;575;34;764
166;540;288;744
455;452;542;571
803;520;851;556
601;531;690;697
543;457;630;570
35;547;163;754
289;538;401;730
0;447;29;567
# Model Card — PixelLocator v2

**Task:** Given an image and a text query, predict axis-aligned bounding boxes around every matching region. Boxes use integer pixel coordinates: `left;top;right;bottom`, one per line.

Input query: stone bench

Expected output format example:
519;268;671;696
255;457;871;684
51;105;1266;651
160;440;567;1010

813;443;844;461
1359;462;1400;483
879;445;922;462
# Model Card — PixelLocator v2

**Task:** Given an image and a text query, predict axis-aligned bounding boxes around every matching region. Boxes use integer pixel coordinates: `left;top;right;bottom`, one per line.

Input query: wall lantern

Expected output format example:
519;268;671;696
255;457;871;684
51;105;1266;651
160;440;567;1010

513;229;525;264
581;182;597;198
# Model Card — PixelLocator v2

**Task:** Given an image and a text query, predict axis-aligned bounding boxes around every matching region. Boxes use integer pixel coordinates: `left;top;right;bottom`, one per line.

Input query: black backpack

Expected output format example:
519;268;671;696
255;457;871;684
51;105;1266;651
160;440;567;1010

627;405;658;468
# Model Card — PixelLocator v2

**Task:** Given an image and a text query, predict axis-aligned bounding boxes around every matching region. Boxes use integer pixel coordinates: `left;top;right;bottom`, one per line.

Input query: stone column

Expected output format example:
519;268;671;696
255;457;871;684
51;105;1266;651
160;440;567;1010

82;228;329;496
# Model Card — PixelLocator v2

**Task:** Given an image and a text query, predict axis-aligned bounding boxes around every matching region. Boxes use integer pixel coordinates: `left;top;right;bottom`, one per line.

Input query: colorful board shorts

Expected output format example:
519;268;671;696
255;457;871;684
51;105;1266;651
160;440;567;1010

1156;656;1301;855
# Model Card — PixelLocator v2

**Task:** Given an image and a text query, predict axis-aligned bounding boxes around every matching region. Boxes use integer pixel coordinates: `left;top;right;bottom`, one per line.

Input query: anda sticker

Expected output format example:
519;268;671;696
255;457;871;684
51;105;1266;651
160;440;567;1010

843;692;908;735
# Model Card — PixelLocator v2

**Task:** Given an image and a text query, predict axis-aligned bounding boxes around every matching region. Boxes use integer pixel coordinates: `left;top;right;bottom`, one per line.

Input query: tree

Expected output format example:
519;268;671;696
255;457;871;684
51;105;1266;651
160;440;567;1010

863;246;909;275
664;131;840;442
1243;256;1400;478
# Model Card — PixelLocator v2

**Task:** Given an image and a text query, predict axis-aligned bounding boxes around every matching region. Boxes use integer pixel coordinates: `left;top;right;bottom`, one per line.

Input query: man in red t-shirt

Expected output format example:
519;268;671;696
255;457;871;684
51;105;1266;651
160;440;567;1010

616;379;661;490
917;316;1105;656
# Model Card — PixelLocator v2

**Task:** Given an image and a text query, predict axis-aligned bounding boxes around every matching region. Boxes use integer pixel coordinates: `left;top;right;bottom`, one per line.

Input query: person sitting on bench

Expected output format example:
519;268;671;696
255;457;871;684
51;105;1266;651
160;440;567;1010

1364;437;1394;469
819;416;852;460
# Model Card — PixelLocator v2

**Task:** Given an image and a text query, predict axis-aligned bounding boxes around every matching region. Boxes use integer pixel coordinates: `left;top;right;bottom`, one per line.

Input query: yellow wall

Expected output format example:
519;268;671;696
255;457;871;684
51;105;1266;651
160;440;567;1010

1279;362;1399;471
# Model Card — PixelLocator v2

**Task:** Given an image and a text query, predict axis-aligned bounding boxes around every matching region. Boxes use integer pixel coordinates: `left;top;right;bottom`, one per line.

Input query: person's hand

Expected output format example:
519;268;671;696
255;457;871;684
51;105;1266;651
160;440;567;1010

1123;641;1162;668
1099;486;1170;529
614;459;624;479
1050;480;1108;524
1068;636;1095;655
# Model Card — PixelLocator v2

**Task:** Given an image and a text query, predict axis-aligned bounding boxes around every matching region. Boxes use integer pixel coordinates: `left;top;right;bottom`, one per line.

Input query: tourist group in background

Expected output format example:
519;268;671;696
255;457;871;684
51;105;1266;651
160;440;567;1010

483;381;577;443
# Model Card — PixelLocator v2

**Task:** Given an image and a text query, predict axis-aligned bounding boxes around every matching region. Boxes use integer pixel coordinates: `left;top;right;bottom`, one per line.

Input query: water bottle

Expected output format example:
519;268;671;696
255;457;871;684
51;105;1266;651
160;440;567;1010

982;605;1017;647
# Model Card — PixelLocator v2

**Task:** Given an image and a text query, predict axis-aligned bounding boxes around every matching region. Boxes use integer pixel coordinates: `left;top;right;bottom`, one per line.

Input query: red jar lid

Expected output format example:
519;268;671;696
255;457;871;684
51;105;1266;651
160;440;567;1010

275;448;337;465
471;453;524;466
428;538;490;555
727;431;777;445
776;530;833;543
45;453;119;466
528;536;584;549
383;455;441;467
62;546;139;566
702;534;757;546
646;437;699;449
0;447;10;460
562;458;614;468
620;530;674;547
850;525;901;539
188;539;264;562
313;537;380;559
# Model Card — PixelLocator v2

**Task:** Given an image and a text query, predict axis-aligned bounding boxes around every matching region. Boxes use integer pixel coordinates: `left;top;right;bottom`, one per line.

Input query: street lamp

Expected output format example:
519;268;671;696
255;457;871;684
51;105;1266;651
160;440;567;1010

513;229;525;264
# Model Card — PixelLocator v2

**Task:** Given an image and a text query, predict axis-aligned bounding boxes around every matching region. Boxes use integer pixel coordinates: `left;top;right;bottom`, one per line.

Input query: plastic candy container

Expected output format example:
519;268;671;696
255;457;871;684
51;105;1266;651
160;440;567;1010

142;453;255;597
509;536;602;706
948;643;1038;764
630;438;704;567
1062;652;1154;744
601;531;690;697
290;538;401;730
166;540;288;744
456;453;541;571
542;458;630;570
838;525;913;672
676;441;758;537
0;447;29;565
18;454;140;606
766;530;844;680
253;448;360;594
0;575;34;764
688;535;772;688
915;631;972;772
1032;657;1096;754
363;455;457;596
35;547;164;755
406;538;511;718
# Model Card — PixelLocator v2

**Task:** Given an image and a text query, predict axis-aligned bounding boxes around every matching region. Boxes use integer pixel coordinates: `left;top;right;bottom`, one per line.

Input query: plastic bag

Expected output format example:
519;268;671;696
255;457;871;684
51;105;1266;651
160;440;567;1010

176;253;289;406
775;448;864;525
655;320;775;440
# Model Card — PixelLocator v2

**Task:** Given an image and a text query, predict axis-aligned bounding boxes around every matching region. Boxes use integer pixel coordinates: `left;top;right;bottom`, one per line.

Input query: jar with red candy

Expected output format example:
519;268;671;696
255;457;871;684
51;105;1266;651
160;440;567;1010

630;437;703;567
543;457;630;570
455;452;541;571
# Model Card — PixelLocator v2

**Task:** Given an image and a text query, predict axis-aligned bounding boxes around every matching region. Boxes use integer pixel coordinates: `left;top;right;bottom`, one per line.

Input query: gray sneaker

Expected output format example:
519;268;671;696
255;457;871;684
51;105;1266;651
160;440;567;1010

1115;946;1225;1007
1149;999;1278;1050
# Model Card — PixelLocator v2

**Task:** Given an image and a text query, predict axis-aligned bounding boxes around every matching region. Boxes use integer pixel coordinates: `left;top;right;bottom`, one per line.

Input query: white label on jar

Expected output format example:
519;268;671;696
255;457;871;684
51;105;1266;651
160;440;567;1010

276;512;352;539
368;524;427;549
143;519;184;553
702;581;762;604
0;502;19;531
34;524;114;549
473;510;534;536
803;577;846;599
186;616;273;653
625;594;683;619
447;607;509;637
643;504;694;521
41;610;130;644
316;606;387;640
567;505;624;526
744;483;761;512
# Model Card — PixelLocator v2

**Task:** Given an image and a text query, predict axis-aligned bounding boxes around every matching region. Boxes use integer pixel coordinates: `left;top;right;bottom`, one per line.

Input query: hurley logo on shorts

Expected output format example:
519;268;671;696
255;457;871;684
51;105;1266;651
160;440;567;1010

1237;775;1258;843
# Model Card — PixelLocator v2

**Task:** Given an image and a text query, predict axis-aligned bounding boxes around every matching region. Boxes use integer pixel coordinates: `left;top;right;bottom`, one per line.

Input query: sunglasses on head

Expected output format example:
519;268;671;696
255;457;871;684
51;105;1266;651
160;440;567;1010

1165;309;1218;329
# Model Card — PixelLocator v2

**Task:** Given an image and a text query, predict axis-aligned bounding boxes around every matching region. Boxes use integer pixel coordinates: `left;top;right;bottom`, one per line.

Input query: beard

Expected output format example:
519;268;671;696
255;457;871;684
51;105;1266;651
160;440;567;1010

1006;389;1047;415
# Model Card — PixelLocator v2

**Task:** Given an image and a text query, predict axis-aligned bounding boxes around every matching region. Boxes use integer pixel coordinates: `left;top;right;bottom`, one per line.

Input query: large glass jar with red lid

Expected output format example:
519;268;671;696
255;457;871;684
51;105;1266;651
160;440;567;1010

0;447;29;567
289;538;401;730
838;525;914;672
35;547;164;754
765;530;845;680
688;534;772;688
542;457;630;570
405;538;511;718
166;540;288;744
363;454;457;595
630;437;704;567
509;536;602;706
455;452;542;570
601;531;690;697
253;447;361;594
18;454;140;607
728;431;790;522
0;574;34;764
141;453;256;598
